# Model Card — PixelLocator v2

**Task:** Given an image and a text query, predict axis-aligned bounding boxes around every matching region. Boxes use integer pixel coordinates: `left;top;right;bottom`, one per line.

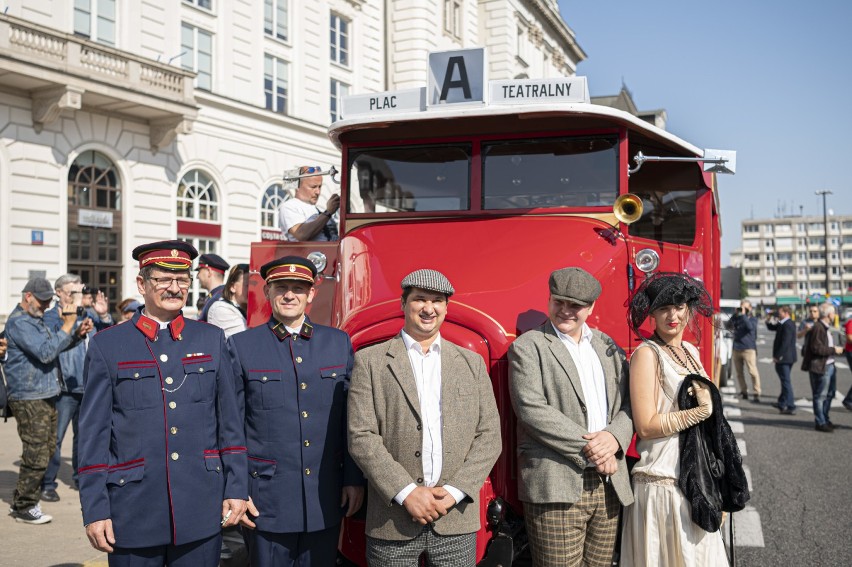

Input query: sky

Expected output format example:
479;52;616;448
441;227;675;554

557;1;852;264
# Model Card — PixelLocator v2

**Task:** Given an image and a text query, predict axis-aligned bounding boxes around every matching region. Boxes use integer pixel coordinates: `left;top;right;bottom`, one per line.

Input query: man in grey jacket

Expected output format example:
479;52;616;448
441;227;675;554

509;267;633;567
348;269;501;566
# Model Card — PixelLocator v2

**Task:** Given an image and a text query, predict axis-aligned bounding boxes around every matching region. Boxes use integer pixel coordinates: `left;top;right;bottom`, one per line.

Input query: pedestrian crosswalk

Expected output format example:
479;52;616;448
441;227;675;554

720;384;765;549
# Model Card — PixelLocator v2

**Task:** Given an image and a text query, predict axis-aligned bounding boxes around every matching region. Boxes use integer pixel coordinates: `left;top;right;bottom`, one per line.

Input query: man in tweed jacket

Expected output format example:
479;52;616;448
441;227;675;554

348;269;501;566
509;267;633;567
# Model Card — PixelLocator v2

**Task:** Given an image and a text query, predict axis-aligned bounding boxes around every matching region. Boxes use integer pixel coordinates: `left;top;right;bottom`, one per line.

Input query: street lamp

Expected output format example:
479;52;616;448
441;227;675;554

816;190;833;297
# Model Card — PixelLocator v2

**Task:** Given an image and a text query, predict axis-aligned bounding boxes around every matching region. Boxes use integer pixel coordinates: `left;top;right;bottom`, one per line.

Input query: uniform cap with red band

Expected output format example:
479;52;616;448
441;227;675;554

132;240;198;270
260;255;317;284
195;253;230;274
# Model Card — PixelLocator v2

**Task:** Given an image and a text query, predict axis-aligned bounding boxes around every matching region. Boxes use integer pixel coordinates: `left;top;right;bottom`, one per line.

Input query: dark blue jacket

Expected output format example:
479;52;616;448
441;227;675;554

767;318;797;364
78;311;247;547
228;316;364;534
198;285;224;322
727;313;757;351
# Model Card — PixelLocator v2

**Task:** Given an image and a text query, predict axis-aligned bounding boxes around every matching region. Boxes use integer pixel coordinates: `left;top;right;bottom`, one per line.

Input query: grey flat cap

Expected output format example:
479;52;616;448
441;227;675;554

549;267;601;306
401;269;455;297
22;277;55;301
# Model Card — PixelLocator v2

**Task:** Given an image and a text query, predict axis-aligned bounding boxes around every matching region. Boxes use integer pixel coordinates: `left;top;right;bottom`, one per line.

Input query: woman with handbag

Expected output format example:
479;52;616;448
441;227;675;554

620;273;730;566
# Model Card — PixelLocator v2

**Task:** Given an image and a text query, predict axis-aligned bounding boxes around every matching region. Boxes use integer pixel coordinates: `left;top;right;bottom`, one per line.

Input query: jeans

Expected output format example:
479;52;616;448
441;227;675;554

42;391;83;490
809;364;837;426
774;363;795;411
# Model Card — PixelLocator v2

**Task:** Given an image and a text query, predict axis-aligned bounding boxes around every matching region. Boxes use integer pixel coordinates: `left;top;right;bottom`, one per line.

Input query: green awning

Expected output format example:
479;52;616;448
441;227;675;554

775;297;804;305
842;295;852;303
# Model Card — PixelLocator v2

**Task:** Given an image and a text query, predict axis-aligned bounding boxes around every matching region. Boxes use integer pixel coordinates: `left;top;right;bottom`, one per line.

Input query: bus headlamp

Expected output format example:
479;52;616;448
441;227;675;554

307;251;328;273
635;249;660;274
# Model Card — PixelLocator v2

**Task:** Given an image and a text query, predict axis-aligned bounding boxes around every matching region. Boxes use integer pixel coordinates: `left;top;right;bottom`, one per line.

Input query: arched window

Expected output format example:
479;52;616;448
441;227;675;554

67;150;122;306
177;169;218;221
260;183;290;229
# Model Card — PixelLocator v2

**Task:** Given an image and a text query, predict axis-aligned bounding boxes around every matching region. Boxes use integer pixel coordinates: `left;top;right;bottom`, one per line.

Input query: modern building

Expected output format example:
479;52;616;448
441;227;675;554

731;214;852;307
0;0;586;316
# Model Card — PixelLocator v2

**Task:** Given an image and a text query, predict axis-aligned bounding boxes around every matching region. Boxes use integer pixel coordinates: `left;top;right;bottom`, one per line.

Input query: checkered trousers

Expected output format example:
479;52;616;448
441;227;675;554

366;526;476;567
524;468;621;567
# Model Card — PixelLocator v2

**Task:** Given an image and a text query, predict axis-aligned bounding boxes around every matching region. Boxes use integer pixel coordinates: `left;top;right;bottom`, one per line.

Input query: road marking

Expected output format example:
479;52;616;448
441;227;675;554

758;357;774;364
727;505;765;548
723;395;740;404
742;464;753;492
721;386;736;395
736;438;747;456
728;420;744;434
724;407;742;418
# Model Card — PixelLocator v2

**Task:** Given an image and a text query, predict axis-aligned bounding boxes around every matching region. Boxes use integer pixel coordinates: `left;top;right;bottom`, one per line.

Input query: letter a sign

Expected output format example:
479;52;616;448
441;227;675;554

427;48;485;108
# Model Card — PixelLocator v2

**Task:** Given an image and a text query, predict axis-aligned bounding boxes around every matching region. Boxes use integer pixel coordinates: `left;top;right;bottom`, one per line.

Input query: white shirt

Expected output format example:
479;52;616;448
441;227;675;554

278;198;335;242
553;322;609;436
206;300;247;338
393;330;465;506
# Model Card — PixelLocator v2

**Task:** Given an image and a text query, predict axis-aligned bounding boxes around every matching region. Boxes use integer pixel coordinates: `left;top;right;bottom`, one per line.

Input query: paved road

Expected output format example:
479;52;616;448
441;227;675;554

724;324;852;566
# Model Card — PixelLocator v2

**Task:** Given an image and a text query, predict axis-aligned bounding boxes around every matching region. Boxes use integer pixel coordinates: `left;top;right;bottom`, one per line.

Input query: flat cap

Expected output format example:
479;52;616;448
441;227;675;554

22;277;55;301
196;253;230;274
132;240;198;270
260;255;317;284
122;300;142;313
401;269;455;297
549;267;601;306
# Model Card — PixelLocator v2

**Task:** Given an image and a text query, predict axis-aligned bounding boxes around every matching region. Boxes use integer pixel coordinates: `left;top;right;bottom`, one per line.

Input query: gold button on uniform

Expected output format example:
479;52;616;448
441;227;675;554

170;427;178;435
295;356;303;363
169;401;177;409
301;411;308;418
305;468;311;475
304;440;310;447
160;354;168;362
171;452;179;460
165;377;174;385
300;382;307;390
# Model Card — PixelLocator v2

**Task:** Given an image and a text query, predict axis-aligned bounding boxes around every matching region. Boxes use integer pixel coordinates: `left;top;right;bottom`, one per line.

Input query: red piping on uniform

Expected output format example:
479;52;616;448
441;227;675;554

248;456;276;463
319;364;344;371
108;458;145;470
118;361;158;368
79;463;108;475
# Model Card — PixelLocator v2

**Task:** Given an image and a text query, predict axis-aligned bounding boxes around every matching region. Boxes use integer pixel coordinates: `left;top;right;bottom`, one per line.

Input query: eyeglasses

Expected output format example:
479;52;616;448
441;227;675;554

300;166;322;174
147;277;193;290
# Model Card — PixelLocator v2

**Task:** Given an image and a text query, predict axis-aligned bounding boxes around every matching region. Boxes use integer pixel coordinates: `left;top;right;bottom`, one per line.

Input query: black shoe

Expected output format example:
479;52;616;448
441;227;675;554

751;395;761;404
740;392;749;400
771;401;782;409
826;421;836;430
843;400;852;412
815;423;834;433
10;505;52;524
40;489;60;503
779;408;797;415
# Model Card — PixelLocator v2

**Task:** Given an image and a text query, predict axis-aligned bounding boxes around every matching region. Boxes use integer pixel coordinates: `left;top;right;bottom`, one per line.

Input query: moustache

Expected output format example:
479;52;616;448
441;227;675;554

160;292;184;300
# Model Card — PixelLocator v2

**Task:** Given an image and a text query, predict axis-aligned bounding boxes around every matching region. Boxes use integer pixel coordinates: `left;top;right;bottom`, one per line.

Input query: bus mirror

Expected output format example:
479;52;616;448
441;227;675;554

702;149;736;175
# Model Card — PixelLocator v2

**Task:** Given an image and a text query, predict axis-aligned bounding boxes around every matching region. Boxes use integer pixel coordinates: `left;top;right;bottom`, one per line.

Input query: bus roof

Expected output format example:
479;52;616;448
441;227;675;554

328;99;702;158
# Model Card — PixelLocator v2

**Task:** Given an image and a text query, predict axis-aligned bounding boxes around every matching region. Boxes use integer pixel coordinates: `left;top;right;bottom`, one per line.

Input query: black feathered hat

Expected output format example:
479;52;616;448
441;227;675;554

629;272;713;337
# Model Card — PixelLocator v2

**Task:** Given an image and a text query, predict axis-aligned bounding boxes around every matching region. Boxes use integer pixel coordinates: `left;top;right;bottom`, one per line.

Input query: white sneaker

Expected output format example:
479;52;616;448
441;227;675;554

11;504;52;524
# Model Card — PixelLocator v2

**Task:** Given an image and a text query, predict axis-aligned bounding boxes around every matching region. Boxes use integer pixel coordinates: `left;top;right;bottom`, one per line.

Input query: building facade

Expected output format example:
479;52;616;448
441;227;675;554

732;214;852;307
0;0;584;316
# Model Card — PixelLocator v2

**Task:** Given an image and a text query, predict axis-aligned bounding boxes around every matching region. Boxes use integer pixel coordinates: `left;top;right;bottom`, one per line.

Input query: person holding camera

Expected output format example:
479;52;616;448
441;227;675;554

766;306;798;415
726;300;762;403
39;274;112;503
4;277;92;524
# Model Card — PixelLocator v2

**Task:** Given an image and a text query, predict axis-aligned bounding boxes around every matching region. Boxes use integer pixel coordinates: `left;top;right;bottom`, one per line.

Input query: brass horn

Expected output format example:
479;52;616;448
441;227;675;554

613;194;643;225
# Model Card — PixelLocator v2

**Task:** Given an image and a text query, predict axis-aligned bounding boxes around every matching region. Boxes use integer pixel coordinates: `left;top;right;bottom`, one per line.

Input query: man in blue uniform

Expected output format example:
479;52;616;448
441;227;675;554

78;240;248;566
196;253;229;322
229;255;364;566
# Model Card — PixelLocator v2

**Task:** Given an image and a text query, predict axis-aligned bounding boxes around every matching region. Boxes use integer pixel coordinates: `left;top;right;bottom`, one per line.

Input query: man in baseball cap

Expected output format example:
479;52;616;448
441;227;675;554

508;267;633;566
347;269;501;565
4;277;92;524
229;254;364;566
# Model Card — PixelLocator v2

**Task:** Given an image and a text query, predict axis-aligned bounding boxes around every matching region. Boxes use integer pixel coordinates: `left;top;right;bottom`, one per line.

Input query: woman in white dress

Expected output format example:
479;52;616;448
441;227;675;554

620;273;728;567
207;263;249;338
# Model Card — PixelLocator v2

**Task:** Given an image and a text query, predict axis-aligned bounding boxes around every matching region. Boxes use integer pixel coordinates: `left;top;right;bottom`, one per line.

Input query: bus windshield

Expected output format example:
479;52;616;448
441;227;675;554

482;136;618;210
348;145;471;213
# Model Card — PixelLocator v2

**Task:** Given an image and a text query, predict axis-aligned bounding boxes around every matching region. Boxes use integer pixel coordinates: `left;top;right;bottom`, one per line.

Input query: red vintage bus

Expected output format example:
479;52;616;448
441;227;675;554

247;49;734;566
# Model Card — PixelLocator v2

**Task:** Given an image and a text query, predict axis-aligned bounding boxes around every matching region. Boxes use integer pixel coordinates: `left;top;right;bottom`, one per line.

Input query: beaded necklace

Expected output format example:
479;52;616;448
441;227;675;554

653;332;702;374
